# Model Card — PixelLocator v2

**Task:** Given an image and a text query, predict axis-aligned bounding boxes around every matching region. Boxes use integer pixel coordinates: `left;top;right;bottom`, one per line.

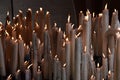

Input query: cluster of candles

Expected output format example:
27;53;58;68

0;4;120;80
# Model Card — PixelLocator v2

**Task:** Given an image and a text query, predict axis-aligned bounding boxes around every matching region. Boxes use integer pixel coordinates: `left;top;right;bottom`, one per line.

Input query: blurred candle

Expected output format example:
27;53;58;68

62;64;67;80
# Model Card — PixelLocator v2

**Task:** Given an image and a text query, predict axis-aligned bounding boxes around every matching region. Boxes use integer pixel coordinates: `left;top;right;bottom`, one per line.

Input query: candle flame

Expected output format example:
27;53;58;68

17;69;20;73
19;35;22;40
30;41;32;46
58;27;61;32
93;12;95;17
38;66;41;72
80;11;83;13
12;37;14;40
99;13;103;17
108;25;111;28
108;70;111;75
55;55;58;58
105;4;108;9
84;46;87;52
54;23;57;27
24;43;26;47
36;10;39;14
7;74;12;80
63;32;66;39
90;75;95;79
86;9;90;15
63;63;66;67
78;25;82;30
102;53;106;58
116;32;120;38
108;48;111;54
40;7;43;11
19;10;23;13
44;24;47;30
57;58;59;61
114;9;117;12
28;8;32;12
62;42;65;47
97;63;100;68
91;56;94;61
67;15;70;23
76;32;81;38
27;45;29;49
27;64;33;69
7;11;9;16
72;24;74;29
46;11;49;15
33;30;35;33
24;61;28;65
85;15;89;21
5;30;9;36
66;37;69;42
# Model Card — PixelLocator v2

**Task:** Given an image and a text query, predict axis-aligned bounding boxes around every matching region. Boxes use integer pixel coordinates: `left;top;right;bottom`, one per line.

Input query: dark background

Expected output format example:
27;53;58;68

0;0;120;28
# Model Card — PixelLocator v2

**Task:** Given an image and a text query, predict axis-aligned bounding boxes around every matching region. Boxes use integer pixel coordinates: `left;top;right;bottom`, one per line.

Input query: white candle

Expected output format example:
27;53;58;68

96;63;101;80
65;38;71;80
18;35;24;70
62;64;67;80
37;66;42;80
108;70;114;80
0;37;6;76
15;69;21;80
75;36;82;80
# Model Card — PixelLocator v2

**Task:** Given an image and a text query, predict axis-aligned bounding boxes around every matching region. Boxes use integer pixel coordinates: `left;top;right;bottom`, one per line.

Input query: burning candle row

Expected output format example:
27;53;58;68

0;4;120;80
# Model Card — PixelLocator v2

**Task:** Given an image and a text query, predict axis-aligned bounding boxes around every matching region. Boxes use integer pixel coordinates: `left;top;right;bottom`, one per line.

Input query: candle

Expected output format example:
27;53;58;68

6;74;12;80
79;11;84;25
11;38;18;75
36;66;42;80
62;64;67;80
108;70;114;80
0;37;6;76
18;35;24;70
65;37;71;80
15;69;21;80
96;63;101;80
75;36;82;80
82;46;88;80
90;75;96;80
25;65;32;80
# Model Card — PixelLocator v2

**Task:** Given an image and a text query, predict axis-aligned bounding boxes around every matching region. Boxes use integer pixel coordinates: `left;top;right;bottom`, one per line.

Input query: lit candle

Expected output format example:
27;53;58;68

66;15;72;38
62;64;67;80
75;35;82;80
18;35;24;70
0;37;6;76
108;70;114;80
79;11;84;25
15;69;21;80
25;64;32;80
96;63;101;80
65;37;71;80
90;75;96;80
36;66;42;80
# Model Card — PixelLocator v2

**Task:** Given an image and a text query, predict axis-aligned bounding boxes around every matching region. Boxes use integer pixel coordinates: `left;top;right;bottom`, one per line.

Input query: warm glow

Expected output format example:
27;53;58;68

86;9;90;15
78;25;82;30
108;48;111;54
99;13;103;17
108;70;111;75
114;9;117;12
17;69;20;73
12;37;14;40
76;32;81;38
63;32;66;39
62;42;65;47
105;4;108;9
7;11;9;16
7;74;12;80
19;35;22;40
24;43;26;47
66;37;69;42
40;7;43;11
28;8;32;12
36;10;39;14
55;55;58;58
84;46;87;52
19;10;22;13
27;64;33;69
67;15;70;23
58;27;61;32
46;11;49;15
97;63;100;68
5;30;9;36
85;15;89;21
44;24;48;30
63;63;66;67
54;23;57;27
80;11;83;13
93;12;95;17
102;53;106;58
108;25;111;28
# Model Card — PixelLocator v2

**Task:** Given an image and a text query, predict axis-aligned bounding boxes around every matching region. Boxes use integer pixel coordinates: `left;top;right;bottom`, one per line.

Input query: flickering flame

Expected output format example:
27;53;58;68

5;30;9;36
84;46;87;52
114;9;117;12
24;16;26;20
57;58;59;61
7;11;9;16
62;42;65;47
108;70;111;75
102;53;106;58
15;39;17;43
58;27;61;32
90;75;95;79
63;32;66;39
46;11;49;15
44;24;47;30
35;22;39;27
30;41;32;46
27;45;29;49
108;25;111;28
38;39;41;44
94;31;96;34
108;48;111;54
97;63;100;68
19;10;22;13
20;25;22;28
12;37;14;40
63;63;66;67
33;30;35;33
38;66;41;71
93;12;95;17
55;55;58;58
78;25;82;30
85;15;89;21
36;10;39;14
28;8;32;12
24;61;28;65
17;69;20;73
66;37;69;42
24;43;26;47
72;24;74;29
19;35;22;40
99;13;103;17
16;15;19;18
67;15;70;23
7;21;11;25
116;32;120;38
76;32;81;38
80;11;83;13
7;74;12;80
54;23;57;27
105;4;108;9
91;45;93;49
27;64;33;69
91;56;94;61
40;7;43;11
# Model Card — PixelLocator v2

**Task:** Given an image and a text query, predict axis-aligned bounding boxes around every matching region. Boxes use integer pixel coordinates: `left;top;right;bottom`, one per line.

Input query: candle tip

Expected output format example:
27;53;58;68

58;27;61;32
46;11;49;15
80;11;83;13
102;53;106;58
28;8;32;12
97;63;100;68
72;24;74;29
7;11;9;16
85;15;89;21
66;37;69;42
78;25;82;30
44;24;48;30
84;46;87;53
54;23;57;27
108;48;111;54
36;10;39;14
19;10;23;13
19;35;22;40
63;63;66;67
114;9;117;12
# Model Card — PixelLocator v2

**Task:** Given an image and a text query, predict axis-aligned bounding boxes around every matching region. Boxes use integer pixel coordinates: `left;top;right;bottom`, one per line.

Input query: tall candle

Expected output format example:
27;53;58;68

75;36;82;80
62;64;67;80
108;70;114;80
79;11;84;25
96;63;101;80
11;38;18;75
65;38;71;80
15;69;21;80
37;66;42;80
0;37;6;76
18;35;24;70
